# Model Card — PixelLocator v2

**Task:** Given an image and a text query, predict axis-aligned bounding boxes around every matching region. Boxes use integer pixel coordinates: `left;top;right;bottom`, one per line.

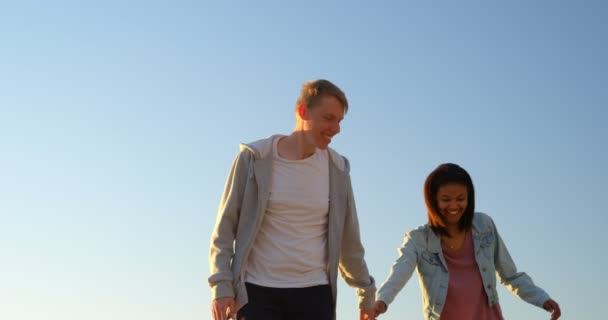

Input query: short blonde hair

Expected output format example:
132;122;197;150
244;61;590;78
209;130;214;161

295;79;348;114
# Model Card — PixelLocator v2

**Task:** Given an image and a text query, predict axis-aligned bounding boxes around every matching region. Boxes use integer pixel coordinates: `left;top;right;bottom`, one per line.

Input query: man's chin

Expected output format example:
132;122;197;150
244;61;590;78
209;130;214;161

317;138;332;149
317;142;330;150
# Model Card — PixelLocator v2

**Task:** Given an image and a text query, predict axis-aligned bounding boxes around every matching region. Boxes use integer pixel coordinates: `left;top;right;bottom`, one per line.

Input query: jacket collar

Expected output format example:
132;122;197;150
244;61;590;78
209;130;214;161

427;212;483;254
240;134;347;172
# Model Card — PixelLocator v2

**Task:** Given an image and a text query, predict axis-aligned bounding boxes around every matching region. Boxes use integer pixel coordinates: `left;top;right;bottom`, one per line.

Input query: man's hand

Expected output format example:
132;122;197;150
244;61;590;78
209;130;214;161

211;297;236;320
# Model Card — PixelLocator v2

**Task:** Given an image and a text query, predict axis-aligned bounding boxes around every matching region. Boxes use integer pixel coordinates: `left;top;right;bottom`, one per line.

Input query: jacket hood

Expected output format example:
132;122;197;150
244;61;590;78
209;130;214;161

240;134;347;172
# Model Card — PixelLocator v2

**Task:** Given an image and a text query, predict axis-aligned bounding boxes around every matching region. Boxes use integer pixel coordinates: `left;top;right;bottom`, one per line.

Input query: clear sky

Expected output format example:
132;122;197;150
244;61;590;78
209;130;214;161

1;1;606;319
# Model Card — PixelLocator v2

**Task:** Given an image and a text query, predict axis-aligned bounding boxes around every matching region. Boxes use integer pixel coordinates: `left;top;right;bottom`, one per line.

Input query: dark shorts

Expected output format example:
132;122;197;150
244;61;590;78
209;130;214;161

237;282;333;320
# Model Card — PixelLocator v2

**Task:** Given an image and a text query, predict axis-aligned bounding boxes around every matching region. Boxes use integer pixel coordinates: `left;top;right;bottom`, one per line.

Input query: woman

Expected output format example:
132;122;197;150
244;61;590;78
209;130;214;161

374;163;561;320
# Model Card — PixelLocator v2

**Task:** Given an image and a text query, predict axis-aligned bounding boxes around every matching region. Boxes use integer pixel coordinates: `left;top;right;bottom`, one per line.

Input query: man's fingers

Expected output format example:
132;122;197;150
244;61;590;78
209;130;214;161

212;302;229;320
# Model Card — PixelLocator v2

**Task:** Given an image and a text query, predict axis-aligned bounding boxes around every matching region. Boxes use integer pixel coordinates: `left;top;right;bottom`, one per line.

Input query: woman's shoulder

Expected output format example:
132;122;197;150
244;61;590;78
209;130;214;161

473;211;495;224
405;223;434;241
472;212;498;233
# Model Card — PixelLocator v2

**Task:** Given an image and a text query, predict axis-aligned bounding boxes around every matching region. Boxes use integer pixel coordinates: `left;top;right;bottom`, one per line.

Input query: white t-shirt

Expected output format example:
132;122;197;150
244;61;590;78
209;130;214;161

245;137;330;287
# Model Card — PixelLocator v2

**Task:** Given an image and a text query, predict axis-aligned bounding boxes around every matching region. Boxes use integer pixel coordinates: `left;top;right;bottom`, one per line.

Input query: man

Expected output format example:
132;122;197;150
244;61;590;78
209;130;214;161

209;79;376;320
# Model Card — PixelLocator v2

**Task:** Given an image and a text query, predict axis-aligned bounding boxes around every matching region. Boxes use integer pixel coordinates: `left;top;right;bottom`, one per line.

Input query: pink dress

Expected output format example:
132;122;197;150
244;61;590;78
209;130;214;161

440;232;503;320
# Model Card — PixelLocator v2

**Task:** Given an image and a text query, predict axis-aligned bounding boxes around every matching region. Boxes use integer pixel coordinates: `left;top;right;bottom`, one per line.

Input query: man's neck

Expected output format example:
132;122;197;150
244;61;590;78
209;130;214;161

277;133;316;160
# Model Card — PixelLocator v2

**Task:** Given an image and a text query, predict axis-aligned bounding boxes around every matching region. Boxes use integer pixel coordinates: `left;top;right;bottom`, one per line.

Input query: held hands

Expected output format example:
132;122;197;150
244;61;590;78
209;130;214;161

360;308;377;320
543;299;561;320
211;297;236;320
361;300;388;320
360;300;388;319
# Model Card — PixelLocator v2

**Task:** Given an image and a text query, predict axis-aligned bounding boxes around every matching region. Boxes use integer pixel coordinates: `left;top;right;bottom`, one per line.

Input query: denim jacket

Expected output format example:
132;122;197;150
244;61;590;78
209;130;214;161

376;212;551;320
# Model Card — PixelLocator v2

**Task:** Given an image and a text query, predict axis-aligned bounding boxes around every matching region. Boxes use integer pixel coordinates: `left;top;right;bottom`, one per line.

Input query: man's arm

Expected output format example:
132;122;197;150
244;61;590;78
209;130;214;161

208;150;252;299
338;165;376;311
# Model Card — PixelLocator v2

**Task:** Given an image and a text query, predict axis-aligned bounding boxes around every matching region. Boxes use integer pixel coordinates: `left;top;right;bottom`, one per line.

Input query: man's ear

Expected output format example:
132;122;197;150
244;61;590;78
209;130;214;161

297;104;309;120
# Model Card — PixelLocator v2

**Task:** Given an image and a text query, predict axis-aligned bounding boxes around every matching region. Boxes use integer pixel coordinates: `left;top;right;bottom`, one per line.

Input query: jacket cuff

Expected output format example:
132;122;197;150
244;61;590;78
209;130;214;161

211;281;235;300
533;292;551;308
375;293;394;309
357;276;377;309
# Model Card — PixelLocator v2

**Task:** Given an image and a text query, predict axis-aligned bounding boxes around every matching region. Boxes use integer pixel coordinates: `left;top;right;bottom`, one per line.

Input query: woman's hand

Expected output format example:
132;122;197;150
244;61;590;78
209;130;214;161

374;301;387;316
543;299;561;320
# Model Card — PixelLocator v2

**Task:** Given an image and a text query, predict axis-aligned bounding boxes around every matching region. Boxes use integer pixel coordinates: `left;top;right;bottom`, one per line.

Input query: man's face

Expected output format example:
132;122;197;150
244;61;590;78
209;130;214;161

302;95;344;149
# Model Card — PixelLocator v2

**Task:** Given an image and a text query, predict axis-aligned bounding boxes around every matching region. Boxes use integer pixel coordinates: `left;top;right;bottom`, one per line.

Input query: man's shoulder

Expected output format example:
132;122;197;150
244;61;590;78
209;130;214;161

327;147;346;172
239;134;284;159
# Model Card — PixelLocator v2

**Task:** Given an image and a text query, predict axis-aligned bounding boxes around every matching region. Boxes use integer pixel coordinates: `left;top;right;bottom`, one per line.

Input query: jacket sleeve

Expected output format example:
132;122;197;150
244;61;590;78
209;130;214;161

337;159;377;310
208;150;252;300
491;217;551;308
376;232;419;308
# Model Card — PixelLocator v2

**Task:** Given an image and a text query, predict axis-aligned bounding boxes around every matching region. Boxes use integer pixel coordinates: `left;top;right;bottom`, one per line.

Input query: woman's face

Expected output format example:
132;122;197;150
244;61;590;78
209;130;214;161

436;183;468;227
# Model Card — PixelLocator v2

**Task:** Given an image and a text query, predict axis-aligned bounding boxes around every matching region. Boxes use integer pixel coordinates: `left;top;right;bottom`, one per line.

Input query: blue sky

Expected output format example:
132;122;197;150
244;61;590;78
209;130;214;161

1;1;606;319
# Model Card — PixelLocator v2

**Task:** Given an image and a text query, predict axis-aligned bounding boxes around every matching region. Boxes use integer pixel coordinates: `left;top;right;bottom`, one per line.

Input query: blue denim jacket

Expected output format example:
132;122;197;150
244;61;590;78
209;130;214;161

376;212;551;320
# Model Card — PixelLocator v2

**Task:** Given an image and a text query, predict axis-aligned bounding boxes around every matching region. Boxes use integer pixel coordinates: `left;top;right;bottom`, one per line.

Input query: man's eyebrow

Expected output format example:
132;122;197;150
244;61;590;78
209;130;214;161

325;113;344;121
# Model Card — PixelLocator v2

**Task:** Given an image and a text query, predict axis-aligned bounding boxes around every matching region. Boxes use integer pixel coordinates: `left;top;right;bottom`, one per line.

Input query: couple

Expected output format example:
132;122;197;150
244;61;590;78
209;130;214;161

208;79;561;320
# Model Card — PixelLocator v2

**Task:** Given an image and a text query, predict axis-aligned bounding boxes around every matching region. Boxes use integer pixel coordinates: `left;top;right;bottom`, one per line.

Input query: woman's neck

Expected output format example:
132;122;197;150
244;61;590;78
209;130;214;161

446;225;465;237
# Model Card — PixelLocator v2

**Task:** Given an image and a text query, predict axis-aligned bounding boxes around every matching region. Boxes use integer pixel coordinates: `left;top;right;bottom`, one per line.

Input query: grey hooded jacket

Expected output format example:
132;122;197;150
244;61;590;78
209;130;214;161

208;135;376;317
